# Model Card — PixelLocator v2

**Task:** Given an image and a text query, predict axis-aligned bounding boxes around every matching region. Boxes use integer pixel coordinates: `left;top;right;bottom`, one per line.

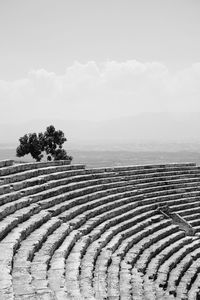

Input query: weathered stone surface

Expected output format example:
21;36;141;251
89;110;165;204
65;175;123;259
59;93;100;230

0;161;200;299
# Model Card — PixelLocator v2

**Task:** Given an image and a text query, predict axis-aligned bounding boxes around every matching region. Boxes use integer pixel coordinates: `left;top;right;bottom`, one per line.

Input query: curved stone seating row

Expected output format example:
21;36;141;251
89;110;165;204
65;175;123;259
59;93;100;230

1;162;198;205
111;229;187;299
1;164;199;203
0;161;198;192
81;215;167;296
122;235;200;300
14;207;160;298
0;169;198;298
149;238;200;299
0;159;14;168
2;174;200;219
92;220;177;299
2;169;200;238
188;272;200;300
0;160;72;176
1;161;200;299
167;248;200;295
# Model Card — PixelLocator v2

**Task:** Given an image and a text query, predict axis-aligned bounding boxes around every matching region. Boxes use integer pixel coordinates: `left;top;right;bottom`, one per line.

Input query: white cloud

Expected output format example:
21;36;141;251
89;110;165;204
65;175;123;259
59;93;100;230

0;60;200;123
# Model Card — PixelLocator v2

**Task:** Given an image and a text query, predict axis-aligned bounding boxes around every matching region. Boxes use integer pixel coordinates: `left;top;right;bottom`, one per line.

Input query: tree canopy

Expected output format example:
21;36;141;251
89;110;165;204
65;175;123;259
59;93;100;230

16;125;72;162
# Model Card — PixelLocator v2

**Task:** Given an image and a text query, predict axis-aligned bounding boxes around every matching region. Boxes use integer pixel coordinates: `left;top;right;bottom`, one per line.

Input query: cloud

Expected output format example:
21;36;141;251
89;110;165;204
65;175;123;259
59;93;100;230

0;60;200;123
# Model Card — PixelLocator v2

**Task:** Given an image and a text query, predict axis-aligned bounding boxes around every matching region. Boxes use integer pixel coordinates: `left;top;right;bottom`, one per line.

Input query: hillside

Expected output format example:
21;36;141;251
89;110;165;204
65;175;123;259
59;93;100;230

1;147;200;168
1;112;200;144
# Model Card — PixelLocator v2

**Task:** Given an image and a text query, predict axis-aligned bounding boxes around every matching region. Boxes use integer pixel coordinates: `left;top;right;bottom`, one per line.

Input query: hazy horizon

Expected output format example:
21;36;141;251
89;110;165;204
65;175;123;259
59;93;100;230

0;1;200;145
0;112;200;146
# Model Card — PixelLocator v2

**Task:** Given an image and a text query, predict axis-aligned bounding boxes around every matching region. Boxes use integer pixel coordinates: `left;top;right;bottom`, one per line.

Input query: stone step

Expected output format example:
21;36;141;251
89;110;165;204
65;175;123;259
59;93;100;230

21;176;200;206
119;228;184;265
96;162;196;173
141;275;158;300
1;173;133;205
0;195;108;298
0;197;35;222
188;272;200;300
39;184;200;220
115;167;200;178
85;218;170;300
0;204;43;242
146;236;195;281
14;209;94;293
55;188;144;220
12;217;61;298
65;236;91;299
48;188;200;227
0;163;85;185
0;160;77;177
130;268;144;300
0;179;140;205
184;212;200;221
0;210;51;298
0;183;165;248
47;210;156;298
108;255;121;299
0;161;199;299
48;229;81;298
30;180;139;207
134;229;185;274
118;225;176;272
156;238;200;289
1;166;200;210
143;275;168;300
167;247;200;296
176;255;200;299
0;183;135;223
55;213;160;299
189;219;200;227
0;180;198;272
0;160;14;168
192;226;200;234
107;227;182;299
178;207;200;217
171;200;200;213
58;194;155;233
0;163;199;194
31;222;72;296
0;169;119;196
0;167;196;201
134;190;200;208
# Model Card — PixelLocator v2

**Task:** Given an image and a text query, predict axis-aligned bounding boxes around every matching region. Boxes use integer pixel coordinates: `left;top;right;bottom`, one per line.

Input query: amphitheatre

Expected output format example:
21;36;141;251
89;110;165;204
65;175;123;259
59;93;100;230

1;159;200;300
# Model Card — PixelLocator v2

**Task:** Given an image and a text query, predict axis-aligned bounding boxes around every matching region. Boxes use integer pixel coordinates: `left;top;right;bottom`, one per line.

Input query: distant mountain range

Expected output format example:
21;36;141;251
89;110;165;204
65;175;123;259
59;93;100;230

1;112;200;147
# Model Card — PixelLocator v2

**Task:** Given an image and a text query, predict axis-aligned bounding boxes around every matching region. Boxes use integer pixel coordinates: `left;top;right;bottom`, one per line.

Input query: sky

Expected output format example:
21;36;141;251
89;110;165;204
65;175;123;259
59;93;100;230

0;0;200;127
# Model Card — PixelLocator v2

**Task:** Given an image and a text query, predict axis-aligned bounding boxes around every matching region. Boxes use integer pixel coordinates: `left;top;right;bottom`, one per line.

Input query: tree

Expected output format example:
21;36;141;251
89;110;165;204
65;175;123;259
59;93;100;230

16;133;44;162
16;125;72;162
53;148;72;161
